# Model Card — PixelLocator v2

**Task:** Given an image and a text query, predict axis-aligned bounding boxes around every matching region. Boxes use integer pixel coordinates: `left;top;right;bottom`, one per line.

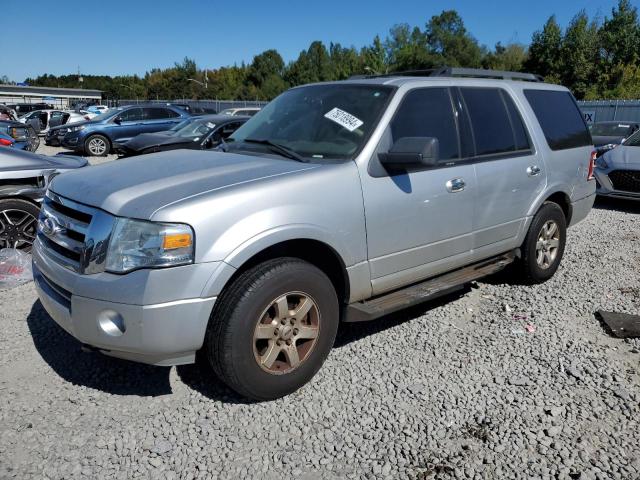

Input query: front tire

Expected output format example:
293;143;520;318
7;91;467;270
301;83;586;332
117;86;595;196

0;198;40;252
84;134;110;156
205;258;339;401
518;202;567;284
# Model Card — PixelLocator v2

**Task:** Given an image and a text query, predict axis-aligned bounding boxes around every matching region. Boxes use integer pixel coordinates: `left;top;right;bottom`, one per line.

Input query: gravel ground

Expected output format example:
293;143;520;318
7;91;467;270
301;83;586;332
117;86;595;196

1;150;639;479
35;143;118;165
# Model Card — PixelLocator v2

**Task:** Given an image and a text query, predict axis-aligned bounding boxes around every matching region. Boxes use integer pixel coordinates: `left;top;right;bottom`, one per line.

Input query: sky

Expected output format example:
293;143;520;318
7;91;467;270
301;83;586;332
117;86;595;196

2;0;626;82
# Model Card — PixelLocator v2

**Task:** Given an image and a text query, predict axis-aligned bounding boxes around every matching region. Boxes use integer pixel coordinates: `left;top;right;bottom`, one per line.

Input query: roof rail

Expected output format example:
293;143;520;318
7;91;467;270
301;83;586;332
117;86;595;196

350;67;543;82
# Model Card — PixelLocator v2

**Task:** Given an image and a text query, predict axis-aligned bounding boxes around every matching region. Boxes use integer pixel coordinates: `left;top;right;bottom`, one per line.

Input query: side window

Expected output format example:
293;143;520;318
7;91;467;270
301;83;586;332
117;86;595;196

460;88;516;156
390;88;459;161
523;90;591;150
118;108;143;122
144;108;179;120
501;92;531;151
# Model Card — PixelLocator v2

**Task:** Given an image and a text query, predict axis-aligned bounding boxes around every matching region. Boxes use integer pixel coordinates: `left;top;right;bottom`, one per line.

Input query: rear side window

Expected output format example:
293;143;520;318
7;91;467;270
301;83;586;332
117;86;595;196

391;88;459;161
460;87;529;157
524;90;591;150
144;108;180;120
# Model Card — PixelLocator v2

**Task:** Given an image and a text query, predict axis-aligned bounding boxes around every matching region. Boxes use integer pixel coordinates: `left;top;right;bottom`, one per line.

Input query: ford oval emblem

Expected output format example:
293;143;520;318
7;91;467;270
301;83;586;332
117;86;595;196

39;216;64;237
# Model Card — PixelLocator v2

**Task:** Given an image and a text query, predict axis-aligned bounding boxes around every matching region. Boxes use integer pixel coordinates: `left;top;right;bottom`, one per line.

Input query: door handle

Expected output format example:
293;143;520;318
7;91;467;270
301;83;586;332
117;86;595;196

527;165;542;177
446;178;465;193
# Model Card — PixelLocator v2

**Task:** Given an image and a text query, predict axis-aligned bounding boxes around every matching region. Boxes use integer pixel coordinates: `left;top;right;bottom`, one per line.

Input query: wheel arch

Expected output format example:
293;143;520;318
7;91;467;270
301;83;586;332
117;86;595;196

203;237;352;306
529;186;572;224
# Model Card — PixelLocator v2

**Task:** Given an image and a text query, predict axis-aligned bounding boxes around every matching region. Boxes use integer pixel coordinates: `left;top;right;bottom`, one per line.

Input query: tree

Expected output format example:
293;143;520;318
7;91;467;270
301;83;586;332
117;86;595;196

525;16;563;83
385;24;432;71
247;50;287;99
560;11;599;99
600;0;640;67
425;10;484;68
482;42;528;72
360;35;387;74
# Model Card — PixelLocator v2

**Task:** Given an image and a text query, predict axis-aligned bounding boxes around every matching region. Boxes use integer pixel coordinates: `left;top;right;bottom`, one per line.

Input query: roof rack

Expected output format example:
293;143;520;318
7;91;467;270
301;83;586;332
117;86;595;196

350;67;543;83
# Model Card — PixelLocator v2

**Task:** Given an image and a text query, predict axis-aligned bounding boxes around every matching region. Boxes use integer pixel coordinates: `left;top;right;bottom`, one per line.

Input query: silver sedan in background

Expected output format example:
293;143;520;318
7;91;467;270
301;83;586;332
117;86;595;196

594;129;640;201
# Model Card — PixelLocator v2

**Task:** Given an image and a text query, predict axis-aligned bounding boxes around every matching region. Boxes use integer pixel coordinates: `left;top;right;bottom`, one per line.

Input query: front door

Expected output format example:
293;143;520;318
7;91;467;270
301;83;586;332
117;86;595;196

110;107;144;142
359;87;476;295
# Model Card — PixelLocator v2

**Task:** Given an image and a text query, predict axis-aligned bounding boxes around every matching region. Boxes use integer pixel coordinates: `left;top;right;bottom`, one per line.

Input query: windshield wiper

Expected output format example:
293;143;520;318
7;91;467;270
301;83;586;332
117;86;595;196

243;138;308;163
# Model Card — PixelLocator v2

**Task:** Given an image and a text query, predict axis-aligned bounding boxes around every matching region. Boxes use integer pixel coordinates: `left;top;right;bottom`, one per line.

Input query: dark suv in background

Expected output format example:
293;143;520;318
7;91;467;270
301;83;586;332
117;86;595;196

57;104;190;156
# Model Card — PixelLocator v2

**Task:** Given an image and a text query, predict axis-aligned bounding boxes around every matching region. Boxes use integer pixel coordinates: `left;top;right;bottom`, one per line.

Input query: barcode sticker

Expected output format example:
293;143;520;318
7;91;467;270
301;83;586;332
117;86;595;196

324;108;363;132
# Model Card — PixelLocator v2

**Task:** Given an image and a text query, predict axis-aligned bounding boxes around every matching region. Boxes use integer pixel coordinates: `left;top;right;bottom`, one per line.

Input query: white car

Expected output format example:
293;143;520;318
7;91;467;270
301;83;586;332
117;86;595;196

19;110;90;135
86;105;110;115
219;107;261;117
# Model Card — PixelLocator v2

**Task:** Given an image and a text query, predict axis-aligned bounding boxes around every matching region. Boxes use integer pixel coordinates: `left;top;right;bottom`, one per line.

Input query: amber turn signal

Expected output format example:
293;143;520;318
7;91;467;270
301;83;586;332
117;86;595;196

163;233;192;250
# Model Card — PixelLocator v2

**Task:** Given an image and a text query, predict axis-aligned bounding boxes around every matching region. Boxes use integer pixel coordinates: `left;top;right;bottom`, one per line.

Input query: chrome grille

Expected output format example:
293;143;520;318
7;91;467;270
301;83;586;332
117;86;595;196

37;191;113;274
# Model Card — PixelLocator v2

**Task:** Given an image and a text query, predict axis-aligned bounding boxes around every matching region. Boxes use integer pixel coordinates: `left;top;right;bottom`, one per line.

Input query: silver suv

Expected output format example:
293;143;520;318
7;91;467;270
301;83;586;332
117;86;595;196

32;69;596;400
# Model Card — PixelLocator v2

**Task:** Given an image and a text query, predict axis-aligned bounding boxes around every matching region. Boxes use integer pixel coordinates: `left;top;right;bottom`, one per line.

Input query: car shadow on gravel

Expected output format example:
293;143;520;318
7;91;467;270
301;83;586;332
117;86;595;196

27;300;172;397
593;197;640;214
333;286;472;348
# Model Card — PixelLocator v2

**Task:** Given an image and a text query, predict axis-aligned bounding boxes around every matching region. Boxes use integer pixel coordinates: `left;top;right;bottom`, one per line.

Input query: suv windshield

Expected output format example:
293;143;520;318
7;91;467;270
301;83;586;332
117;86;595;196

229;84;394;160
589;123;635;136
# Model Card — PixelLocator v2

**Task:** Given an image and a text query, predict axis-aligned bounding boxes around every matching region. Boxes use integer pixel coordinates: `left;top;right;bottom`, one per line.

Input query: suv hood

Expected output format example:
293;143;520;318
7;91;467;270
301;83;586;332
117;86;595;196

604;145;640;167
50;150;319;219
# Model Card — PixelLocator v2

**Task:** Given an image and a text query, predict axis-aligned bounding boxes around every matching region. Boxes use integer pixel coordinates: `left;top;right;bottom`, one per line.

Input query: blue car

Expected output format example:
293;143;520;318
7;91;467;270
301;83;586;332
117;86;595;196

60;104;190;156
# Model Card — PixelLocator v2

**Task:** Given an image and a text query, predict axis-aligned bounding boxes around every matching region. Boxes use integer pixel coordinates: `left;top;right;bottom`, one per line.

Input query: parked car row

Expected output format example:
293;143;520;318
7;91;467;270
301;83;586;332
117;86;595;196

44;104;250;156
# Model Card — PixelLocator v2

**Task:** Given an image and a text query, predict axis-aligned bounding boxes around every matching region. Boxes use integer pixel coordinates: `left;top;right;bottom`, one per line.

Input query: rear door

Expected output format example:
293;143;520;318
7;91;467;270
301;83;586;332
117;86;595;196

455;87;544;251
360;87;476;295
142;107;183;134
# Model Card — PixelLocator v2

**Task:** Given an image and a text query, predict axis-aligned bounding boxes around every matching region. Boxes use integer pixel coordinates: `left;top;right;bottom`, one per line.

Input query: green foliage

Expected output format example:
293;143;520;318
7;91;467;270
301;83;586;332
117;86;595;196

21;2;640;101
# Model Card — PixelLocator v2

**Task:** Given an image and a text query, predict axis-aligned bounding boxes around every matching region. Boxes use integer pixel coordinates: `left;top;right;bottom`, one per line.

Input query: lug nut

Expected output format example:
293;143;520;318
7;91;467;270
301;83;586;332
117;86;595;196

293;329;298;335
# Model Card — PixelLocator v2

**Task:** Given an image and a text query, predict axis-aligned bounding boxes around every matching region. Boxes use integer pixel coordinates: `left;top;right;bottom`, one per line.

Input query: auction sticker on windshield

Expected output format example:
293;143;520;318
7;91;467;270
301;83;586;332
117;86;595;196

324;107;363;132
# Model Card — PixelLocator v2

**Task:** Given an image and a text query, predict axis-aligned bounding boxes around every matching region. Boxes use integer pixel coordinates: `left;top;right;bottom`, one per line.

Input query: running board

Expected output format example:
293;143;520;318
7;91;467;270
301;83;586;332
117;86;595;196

343;251;516;323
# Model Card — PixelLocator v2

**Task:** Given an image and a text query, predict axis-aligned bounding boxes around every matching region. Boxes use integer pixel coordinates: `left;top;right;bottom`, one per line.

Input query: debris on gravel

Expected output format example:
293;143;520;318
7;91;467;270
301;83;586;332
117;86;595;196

1;196;639;479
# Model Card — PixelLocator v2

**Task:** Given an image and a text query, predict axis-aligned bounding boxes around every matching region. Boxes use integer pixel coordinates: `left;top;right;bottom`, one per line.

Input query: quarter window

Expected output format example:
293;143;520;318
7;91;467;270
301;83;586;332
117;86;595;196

390;88;459;161
524;90;591;150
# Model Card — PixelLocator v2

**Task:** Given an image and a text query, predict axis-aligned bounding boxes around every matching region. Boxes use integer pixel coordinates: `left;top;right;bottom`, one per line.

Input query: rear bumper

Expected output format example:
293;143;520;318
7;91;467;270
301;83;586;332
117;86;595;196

32;241;217;366
569;192;596;227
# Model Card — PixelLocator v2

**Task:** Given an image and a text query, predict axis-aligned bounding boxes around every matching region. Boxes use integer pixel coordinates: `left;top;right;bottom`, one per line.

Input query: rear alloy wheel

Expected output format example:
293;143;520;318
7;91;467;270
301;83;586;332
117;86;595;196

0;199;40;252
85;134;109;156
205;258;339;401
517;202;567;284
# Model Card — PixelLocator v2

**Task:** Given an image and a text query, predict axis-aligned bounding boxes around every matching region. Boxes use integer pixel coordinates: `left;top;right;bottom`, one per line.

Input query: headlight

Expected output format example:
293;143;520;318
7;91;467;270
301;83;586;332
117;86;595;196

70;125;85;132
106;218;194;273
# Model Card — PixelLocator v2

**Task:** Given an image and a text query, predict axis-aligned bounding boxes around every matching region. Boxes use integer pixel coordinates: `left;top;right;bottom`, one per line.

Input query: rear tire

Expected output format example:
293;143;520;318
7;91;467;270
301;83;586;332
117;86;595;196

204;258;339;401
517;202;567;284
84;134;110;156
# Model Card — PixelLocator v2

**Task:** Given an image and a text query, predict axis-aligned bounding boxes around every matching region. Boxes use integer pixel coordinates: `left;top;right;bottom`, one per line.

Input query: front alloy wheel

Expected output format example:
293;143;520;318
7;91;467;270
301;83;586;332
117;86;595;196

253;292;320;374
0;200;39;251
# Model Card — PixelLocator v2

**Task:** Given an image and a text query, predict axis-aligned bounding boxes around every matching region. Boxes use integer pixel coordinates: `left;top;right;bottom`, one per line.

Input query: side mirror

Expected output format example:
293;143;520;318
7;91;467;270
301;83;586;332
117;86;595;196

113;116;122;124
378;137;439;169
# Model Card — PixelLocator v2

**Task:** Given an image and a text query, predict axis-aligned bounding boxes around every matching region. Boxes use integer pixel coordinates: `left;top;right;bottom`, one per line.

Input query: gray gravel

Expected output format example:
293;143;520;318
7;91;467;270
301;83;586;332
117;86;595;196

35;143;118;165
1;150;639;479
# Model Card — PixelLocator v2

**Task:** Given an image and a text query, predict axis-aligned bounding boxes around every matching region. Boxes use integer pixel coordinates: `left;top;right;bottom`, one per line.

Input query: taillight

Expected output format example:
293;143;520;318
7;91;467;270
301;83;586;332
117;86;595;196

0;137;13;146
587;151;596;180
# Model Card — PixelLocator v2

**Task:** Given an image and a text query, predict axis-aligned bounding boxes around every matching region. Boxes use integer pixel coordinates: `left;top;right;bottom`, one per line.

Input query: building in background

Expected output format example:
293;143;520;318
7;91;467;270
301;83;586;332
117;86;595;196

0;84;101;108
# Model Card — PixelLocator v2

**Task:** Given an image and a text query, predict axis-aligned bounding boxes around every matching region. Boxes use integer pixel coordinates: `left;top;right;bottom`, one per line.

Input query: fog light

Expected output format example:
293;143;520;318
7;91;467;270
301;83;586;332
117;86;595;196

98;310;126;337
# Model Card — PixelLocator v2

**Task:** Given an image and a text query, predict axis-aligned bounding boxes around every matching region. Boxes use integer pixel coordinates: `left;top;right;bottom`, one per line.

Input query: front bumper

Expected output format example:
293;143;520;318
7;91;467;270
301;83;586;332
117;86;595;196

594;168;640;201
32;239;218;366
61;133;82;150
